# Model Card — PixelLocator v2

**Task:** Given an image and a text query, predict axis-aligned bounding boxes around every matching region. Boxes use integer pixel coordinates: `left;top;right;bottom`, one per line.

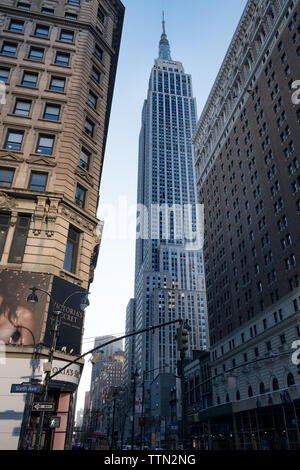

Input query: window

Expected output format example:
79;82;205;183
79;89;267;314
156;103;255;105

34;24;49;38
28;47;44;61
87;90;97;109
63;226;80;273
0;215;10;259
75;184;86;208
97;7;105;23
91;66;100;83
0;68;10;82
8;215;31;263
28;171;48;191
94;44;103;60
60;30;74;42
9;20;24;33
21;71;38;87
79;147;90;170
65;12;78;20
36;134;54;155
43;103;61;121
1;42;17;56
84;117;94;137
17;2;31;9
5;130;24;151
13;99;31;117
0;167;14;187
68;0;80;4
41;7;54;14
55;52;70;66
49;76;65;92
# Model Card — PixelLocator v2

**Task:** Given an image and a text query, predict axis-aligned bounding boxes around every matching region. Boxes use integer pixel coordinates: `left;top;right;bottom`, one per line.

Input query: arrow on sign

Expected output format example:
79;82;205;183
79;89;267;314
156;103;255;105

32;402;55;412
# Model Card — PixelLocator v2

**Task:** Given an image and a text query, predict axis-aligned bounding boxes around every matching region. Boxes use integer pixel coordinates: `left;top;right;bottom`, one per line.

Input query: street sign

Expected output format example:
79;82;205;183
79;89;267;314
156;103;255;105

49;416;61;428
11;383;41;394
32;402;55;412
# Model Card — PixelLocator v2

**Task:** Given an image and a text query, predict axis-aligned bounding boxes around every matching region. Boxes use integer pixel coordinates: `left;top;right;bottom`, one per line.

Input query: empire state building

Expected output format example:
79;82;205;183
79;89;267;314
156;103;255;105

125;19;209;383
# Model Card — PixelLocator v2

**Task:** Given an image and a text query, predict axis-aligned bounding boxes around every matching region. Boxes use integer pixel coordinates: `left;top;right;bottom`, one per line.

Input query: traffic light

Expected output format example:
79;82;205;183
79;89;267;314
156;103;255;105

176;327;189;351
90;349;104;365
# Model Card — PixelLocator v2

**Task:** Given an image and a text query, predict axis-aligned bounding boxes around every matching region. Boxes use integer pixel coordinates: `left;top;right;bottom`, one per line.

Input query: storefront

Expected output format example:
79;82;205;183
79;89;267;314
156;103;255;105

189;384;300;450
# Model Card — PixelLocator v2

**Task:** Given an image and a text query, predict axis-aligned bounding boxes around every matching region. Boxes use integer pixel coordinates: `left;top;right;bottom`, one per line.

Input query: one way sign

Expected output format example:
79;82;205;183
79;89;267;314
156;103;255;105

32;402;55;412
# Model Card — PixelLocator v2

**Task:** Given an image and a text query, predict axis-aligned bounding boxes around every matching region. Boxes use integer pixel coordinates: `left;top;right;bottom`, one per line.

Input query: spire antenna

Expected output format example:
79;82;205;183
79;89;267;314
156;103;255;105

162;10;166;35
159;10;171;60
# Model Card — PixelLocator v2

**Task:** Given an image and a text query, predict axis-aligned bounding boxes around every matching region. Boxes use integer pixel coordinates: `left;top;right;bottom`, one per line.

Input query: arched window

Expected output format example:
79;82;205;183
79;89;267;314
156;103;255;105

287;373;295;387
217;396;221;405
248;386;253;397
226;393;230;403
259;382;265;394
272;377;279;391
236;390;241;401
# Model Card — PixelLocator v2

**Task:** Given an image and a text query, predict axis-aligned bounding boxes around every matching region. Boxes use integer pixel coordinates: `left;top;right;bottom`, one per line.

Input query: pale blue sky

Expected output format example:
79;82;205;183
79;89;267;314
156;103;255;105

76;0;248;412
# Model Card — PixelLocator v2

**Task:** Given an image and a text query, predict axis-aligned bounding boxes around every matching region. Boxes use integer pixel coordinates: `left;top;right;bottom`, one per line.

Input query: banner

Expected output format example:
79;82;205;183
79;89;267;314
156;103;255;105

44;276;85;355
0;270;51;346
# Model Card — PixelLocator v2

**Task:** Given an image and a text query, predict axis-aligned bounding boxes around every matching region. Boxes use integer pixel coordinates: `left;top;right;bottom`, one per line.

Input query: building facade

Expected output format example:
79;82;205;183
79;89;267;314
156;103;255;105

125;19;208;387
0;0;124;450
193;0;300;449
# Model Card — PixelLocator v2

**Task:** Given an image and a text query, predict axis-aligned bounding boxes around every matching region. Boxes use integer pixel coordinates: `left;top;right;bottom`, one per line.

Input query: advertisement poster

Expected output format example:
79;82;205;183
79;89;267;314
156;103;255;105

44;276;85;355
0;270;51;346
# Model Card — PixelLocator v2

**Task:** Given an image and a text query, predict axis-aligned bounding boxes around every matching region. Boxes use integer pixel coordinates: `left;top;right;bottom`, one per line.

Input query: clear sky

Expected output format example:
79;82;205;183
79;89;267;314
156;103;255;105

76;0;248;413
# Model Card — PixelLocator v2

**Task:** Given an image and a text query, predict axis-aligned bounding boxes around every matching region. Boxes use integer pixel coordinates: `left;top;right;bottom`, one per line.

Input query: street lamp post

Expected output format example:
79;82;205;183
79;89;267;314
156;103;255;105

131;369;138;450
26;286;89;450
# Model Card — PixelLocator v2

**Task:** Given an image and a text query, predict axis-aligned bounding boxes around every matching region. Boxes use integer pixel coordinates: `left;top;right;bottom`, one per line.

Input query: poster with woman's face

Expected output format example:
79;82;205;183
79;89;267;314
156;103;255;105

0;270;51;346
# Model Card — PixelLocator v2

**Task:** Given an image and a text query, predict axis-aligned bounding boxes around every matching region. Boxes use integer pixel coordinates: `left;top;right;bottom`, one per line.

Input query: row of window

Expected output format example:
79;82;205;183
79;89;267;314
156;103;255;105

15;0;106;23
0;213;79;274
1;40;103;64
8;20;75;43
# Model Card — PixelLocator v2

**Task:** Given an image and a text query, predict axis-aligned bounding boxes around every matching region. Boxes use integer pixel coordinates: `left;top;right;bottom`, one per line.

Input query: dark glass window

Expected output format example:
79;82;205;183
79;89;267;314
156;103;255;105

34;25;49;38
28;172;48;191
91;66;100;83
0;167;14;187
17;2;31;9
43;104;61;120
1;42;17;56
97;7;105;22
68;0;80;4
87;90;97;109
9;20;24;33
28;47;44;61
65;12;78;20
36;134;54;155
49;76;65;92
94;44;103;60
75;184;86;208
60;30;74;42
41;7;54;14
79;147;90;170
55;52;70;66
8;215;30;263
22;71;38;87
0;68;10;82
84;118;94;137
63;226;80;273
5;130;24;151
14;99;31;116
0;215;10;259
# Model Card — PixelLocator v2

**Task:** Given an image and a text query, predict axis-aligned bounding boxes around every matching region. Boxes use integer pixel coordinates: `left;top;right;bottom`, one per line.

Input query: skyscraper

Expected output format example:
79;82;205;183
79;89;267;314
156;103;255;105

126;18;208;383
0;0;124;450
193;0;300;443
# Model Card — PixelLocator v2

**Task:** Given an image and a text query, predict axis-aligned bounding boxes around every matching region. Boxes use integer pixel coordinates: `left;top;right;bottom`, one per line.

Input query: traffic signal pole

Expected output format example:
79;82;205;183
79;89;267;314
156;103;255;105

176;324;189;449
